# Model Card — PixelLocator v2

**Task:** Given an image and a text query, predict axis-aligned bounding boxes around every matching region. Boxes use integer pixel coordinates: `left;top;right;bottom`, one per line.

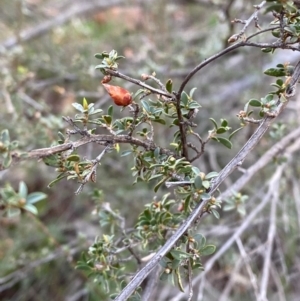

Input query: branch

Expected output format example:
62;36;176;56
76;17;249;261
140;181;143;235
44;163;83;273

8;134;176;168
104;69;173;98
259;166;281;300
228;1;266;43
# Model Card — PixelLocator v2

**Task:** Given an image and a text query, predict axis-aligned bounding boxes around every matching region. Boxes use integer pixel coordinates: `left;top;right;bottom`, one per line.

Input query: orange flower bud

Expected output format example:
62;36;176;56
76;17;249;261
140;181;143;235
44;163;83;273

141;73;149;80
102;83;132;106
101;75;112;84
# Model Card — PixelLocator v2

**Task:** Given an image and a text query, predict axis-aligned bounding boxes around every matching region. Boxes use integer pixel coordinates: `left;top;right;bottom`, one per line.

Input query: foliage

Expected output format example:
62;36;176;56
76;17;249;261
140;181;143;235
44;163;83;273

1;1;300;300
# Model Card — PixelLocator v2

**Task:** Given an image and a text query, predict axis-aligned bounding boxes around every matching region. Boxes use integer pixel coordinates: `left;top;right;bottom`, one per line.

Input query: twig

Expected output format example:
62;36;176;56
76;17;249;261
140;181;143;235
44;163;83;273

105;69;173;99
7;133;176;170
236;237;260;300
258;165;282;301
75;145;112;194
292;177;300;232
219;254;243;301
187;240;193;301
18;92;45;111
175;92;189;159
269;263;287;301
228;1;266;43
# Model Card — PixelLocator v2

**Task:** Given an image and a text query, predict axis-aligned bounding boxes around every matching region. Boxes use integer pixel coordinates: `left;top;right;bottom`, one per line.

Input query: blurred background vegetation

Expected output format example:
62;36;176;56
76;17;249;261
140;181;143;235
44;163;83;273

1;0;300;300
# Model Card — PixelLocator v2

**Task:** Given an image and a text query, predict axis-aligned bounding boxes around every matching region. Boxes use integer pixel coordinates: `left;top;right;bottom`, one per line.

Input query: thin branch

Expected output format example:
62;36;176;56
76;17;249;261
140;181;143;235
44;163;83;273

105;69;173;99
228;1;266;43
175;93;189;159
187;240;193;301
258;166;281;301
236;237;260;300
219;254;243;301
7;133;176;170
75;145;112;194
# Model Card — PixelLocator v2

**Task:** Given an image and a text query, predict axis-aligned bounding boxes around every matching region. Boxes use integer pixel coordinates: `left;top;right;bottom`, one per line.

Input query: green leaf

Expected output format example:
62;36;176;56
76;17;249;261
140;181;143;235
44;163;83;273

23;204;38;215
170;250;190;260
94;53;104;60
202;180;210;189
271;29;280;38
103;115;112;124
223;203;236;211
194;175;203;189
58;132;65;143
43;154;60;167
264;68;285;77
189;87;197;98
89;108;103;116
1;129;10;144
121;150;132;157
228;127;244;141
216;127;227;134
154;176;168;192
188;101;201;109
166;79;173;93
148;174;163;181
261;47;273;53
72;103;84;112
205;171;218;179
221;119;228;127
154;147;160;159
67;154;80;162
211;208;220;219
209;118;218;129
192;166;200;175
18;181;28;198
249;99;262;107
200;245;216;256
95;64;107;70
152;118;166;125
174;268;185;292
181;91;189;106
76;264;93;271
141;99;150;112
27;192;47;204
47;173;67;188
108;105;114;117
194;233;206;248
217;137;232;149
